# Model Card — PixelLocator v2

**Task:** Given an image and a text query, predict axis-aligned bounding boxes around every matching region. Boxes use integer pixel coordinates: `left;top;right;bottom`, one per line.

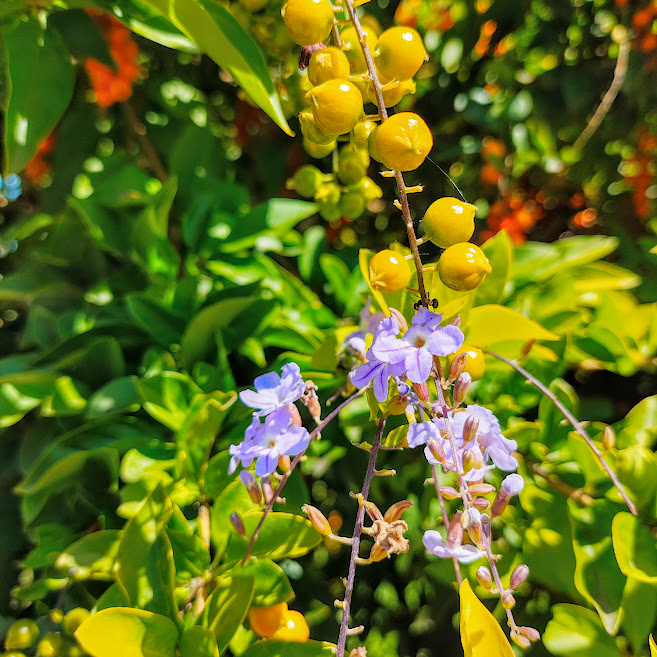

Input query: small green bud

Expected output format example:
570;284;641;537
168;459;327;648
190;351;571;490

286;165;325;198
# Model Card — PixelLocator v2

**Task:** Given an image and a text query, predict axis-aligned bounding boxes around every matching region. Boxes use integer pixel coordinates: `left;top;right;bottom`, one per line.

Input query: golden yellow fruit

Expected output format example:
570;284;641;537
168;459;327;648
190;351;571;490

281;0;334;46
367;78;416;108
249;603;289;638
308;47;350;85
448;344;486;381
299;109;337;144
368;112;433;171
339;25;378;74
369;249;412;293
423;197;476;248
352;117;379;144
438;243;492;291
271;610;310;642
307;80;363;135
374;26;428;82
303;137;337;158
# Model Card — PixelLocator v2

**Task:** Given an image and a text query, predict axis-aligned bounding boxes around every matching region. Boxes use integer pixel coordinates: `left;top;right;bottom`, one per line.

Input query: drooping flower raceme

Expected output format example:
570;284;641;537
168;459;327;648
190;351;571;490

239;362;305;417
229;406;310;477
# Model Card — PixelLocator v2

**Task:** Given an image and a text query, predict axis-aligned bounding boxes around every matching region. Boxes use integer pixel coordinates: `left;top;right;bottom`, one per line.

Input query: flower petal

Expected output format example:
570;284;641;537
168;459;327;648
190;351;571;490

426;325;465;357
404;347;433;383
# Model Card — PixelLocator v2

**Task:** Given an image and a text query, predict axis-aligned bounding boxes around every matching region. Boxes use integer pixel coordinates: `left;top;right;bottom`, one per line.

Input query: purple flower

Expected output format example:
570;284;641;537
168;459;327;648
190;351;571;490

228;407;310;477
423;530;486;564
350;317;406;401
463;405;518;471
371;309;464;384
239;363;305;417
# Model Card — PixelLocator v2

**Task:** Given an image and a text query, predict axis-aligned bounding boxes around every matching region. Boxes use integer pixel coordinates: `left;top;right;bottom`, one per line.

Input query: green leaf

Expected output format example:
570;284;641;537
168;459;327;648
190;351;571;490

115;484;178;620
613;395;657;449
569;501;626;634
543;604;619;657
75;608;179;657
126;294;186;348
613;445;657;511
3;18;74;173
180;626;219;657
199;575;255;653
139;372;203;431
86;377;141;419
239;559;294;607
210;479;258;560
612;512;657;584
140;0;292;136
48;10;115;68
179;297;258;370
225;512;321;562
475;229;513;305
55;530;121;581
240;640;336;657
465;304;559;349
621;577;657;655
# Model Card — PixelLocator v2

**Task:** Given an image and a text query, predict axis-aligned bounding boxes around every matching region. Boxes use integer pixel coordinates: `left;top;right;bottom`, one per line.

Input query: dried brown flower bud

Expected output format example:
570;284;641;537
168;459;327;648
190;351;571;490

383;500;413;523
369;543;388;562
467;483;496;496
453;373;471;406
471;496;491;510
288;403;303;426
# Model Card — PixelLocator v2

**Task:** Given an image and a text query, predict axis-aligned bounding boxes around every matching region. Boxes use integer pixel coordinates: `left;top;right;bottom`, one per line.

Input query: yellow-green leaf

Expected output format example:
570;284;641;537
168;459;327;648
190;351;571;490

75;607;179;657
466;304;559;349
460;580;514;657
649;634;657;656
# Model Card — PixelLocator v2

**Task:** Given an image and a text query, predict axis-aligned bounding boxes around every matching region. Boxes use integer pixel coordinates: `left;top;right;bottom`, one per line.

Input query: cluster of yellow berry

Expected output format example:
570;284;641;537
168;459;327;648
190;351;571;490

281;0;436;222
2;609;89;657
248;602;310;642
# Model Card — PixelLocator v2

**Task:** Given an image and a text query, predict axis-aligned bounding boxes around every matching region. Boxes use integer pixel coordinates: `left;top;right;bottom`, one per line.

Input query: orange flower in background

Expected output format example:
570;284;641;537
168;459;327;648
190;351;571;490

481;191;544;244
25;132;56;184
622;129;657;219
85;10;140;107
395;0;454;32
479;137;506;186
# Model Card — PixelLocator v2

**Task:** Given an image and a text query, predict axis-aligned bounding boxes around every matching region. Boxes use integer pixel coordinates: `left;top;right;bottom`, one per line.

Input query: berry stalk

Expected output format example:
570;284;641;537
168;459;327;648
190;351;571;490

341;0;429;307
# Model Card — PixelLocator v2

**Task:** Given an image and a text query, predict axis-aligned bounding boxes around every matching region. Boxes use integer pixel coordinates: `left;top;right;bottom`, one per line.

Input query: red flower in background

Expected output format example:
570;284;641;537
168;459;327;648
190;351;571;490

25;132;57;184
622;129;657;219
85;10;140;107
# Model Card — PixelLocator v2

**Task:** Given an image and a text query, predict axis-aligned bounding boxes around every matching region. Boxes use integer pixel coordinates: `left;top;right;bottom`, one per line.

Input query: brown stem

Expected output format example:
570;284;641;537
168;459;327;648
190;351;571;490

336;416;386;657
430;463;462;586
526;460;595;507
573;37;630;152
239;388;366;566
341;0;428;307
121;100;168;183
482;540;517;632
484;348;637;516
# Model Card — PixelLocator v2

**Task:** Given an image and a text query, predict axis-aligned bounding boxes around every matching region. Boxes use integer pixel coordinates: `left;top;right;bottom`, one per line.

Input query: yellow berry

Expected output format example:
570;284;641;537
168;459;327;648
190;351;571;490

281;0;334;46
368;112;433;171
352;118;378;144
340;189;366;219
307;80;363;135
303;137;337;158
369;249;412;293
5;621;40;651
248;602;288;638
352;176;383;203
337;145;370;185
308;47;350;85
448;345;486;381
438;243;492;291
339;25;378;74
423;197;476;248
367;78;416;108
374;26;428;82
360;14;382;38
62;609;90;637
299;109;337;145
271;610;310;642
36;633;63;657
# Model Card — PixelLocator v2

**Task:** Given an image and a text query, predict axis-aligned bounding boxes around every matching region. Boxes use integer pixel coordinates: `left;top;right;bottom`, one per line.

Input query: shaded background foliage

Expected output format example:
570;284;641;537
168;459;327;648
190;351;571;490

0;0;656;656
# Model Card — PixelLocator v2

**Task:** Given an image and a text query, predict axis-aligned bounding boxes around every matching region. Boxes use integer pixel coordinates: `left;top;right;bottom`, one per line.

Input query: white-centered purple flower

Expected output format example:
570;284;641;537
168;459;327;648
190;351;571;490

228;407;310;477
350;317;407;401
463;405;518;471
371;308;464;384
239;363;305;417
423;530;486;564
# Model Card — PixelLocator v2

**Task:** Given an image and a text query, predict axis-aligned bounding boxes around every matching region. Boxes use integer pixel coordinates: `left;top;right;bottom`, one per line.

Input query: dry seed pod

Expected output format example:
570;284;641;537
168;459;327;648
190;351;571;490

383;500;413;523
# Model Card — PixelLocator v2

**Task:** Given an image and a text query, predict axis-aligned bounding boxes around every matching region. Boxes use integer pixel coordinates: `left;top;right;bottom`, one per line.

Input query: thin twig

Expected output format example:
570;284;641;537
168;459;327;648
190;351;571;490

484;348;637;516
122;100;168;182
525;460;595;507
573;37;630;152
240;388;367;566
341;0;428;307
430;463;462;586
482;541;517;632
336;416;386;657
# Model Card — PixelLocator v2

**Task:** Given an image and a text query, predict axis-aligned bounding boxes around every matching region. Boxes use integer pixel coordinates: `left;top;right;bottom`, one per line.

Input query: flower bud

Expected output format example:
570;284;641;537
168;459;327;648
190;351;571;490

471;496;490;510
447;512;463;547
427;438;447;464
481;513;491;542
468;483;495;496
438;486;460;500
278;454;291;473
518;626;540;642
412;381;430;402
450;315;462;328
383;500;413;523
492;473;524;517
509;564;530;590
308;396;322;422
501;591;516;609
370;543;388;562
261;477;274;504
389;308;409;333
453;372;471;406
510;630;530;649
240;471;262;504
462;414;480;442
602;426;615;451
476;566;493;590
230;512;247;538
462;447;483;473
288;403;303;426
302;504;332;536
448;352;468;382
349;649;368;657
461;507;482;545
364;500;383;522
